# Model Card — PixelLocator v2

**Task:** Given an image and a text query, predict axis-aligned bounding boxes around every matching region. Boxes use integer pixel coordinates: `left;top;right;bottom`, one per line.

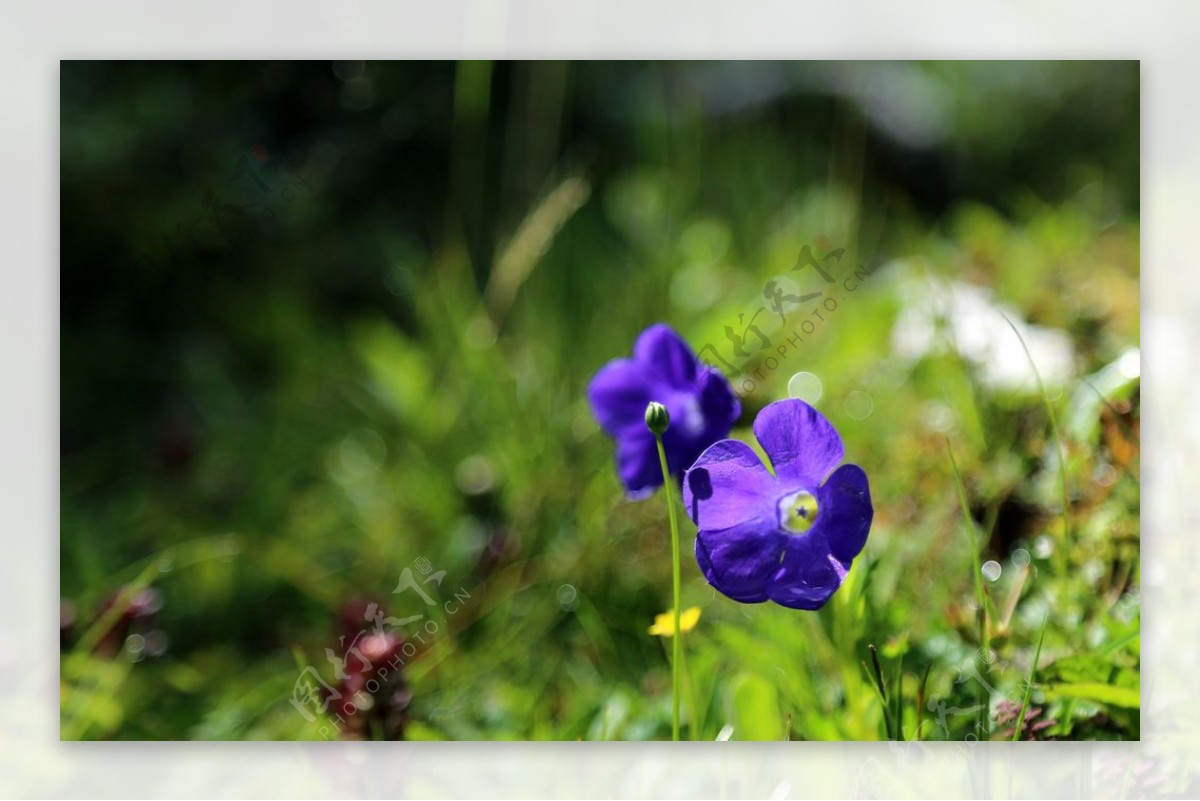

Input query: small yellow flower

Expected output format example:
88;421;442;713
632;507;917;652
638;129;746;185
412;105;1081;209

648;606;701;637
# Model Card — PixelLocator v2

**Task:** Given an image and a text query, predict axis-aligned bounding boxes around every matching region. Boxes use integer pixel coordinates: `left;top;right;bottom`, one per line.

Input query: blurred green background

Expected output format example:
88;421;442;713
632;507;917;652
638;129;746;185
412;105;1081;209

60;61;1139;741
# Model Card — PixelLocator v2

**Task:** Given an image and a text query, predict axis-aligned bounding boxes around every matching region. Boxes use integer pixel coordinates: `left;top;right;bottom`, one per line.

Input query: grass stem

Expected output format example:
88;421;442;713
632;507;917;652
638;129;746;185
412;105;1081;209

1001;314;1071;575
1013;616;1049;741
947;440;991;738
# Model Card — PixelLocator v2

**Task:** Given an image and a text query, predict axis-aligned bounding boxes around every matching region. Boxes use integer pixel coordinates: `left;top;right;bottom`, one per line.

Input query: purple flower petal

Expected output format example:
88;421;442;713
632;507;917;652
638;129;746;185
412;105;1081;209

697;367;742;436
767;533;848;610
587;358;654;436
686;438;782;602
753;399;844;489
615;430;660;497
633;323;698;389
815;463;874;563
588;324;739;495
683;400;872;611
683;440;774;532
695;523;781;604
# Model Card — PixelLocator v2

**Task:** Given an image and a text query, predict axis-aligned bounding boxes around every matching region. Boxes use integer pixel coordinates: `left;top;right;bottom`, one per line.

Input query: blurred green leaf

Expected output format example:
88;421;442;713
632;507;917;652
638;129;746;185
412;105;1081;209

1046;682;1140;709
729;673;784;741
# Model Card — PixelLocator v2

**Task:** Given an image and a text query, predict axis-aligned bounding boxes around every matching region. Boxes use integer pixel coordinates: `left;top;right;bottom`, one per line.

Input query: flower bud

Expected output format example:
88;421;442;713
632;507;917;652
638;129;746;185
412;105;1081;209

644;401;670;435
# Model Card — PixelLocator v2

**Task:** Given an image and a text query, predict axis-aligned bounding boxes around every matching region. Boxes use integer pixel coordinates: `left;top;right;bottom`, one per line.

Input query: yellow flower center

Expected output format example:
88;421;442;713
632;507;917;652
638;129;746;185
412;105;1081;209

778;490;819;534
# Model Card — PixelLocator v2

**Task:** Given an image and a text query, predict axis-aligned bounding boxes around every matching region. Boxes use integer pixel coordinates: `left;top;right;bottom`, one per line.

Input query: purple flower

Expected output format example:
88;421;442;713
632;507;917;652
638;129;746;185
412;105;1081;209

683;399;873;610
588;324;740;497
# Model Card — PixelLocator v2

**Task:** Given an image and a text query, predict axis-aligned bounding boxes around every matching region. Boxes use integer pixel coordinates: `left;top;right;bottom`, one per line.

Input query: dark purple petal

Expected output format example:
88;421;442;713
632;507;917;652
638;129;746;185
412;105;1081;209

615;430;661;497
695;523;782;604
814;463;873;563
633;323;698;389
697;367;742;433
657;368;741;476
588;324;741;497
587;358;654;436
753;399;844;489
682;440;775;532
766;533;848;610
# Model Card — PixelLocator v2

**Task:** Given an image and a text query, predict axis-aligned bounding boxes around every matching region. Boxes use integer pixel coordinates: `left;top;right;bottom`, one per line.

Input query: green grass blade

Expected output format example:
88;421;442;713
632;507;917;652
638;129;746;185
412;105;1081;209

865;644;893;740
915;662;932;741
946;441;987;614
946;440;990;737
1001;313;1071;567
1013;615;1049;741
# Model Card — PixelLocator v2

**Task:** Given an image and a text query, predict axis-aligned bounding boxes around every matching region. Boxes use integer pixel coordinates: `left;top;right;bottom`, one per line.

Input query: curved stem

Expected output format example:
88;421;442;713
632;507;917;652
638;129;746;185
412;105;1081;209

654;433;683;741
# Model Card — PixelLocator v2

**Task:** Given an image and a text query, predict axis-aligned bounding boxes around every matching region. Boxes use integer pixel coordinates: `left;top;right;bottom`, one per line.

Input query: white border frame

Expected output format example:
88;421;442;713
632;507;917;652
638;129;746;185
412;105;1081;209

3;2;1191;797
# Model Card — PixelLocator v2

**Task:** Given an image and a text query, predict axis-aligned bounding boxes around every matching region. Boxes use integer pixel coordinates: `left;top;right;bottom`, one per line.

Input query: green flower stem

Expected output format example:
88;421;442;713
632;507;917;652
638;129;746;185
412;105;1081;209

653;433;683;741
680;637;700;740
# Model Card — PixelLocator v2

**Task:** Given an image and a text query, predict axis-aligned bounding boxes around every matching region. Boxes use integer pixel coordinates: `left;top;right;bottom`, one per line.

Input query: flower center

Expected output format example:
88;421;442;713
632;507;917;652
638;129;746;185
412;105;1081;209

777;490;819;534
